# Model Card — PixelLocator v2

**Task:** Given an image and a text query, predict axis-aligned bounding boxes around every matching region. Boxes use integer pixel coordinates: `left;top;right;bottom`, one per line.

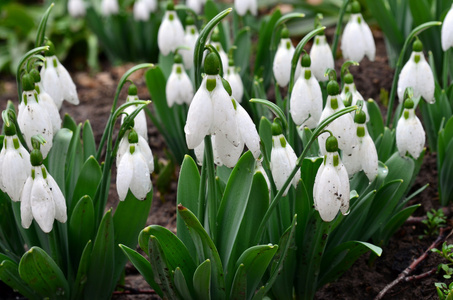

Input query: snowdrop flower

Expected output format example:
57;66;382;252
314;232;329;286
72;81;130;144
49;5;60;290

313;135;350;222
20;147;67;233
341;72;369;121
186;0;206;14
270;123;300;196
134;0;150;21
30;69;61;134
225;59;244;103
101;0;119;16
68;0;86;18
181;16;199;70
121;84;148;141
185;52;240;150
116;130;153;201
442;4;453;51
397;40;435;104
0;123;31;202
318;78;357;156
194;136;222;166
211;31;229;77
310;33;334;82
234;0;257;16
273;27;301;87
341;1;375;62
166;54;194;107
290;53;323;129
158;2;185;56
17;74;53;158
40;41;79;110
341;110;378;181
396;97;425;159
143;0;157;12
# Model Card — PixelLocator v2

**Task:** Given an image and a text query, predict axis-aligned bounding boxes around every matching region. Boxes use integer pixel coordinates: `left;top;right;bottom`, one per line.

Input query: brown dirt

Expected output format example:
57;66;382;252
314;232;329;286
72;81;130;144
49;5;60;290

0;26;452;300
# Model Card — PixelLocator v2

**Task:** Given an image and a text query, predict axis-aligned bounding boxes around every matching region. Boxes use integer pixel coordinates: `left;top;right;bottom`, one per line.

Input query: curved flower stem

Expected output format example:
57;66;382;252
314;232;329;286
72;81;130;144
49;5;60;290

385;21;441;127
96;63;153;161
15;46;49;99
331;0;351;59
253;105;358;245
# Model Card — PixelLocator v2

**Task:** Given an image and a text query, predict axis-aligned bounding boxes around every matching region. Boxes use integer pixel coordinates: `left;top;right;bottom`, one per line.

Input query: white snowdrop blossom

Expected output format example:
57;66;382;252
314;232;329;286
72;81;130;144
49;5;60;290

166;57;194;107
310;34;334;82
144;0;157;13
290;54;323;129
234;0;257;16
225;65;244;103
397;41;435;104
121;84;148;141
134;0;150;21
273;29;301;87
313;136;350;222
270;130;300;196
442;4;453;51
341;110;378;181
341;2;375;62
101;0;119;16
318;80;357;156
396;98;425;159
18;75;53;158
185;53;240;150
68;0;86;18
186;0;206;14
340;73;369;121
181;21;199;70
194;136;223;166
158;4;185;56
20;149;66;233
0;124;31;202
116;131;153;201
40;42;79;110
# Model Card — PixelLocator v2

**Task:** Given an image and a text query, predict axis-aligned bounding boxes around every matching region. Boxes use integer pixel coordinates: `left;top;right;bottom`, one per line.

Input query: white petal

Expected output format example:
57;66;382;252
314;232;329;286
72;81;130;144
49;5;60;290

134;0;150;21
337;161;350;215
396;110;425;159
129;149;152;200
116;136;129;164
138;136;154;172
186;0;203;14
177;70;194;105
442;5;453;51
117;152;134;201
236;102;260;159
341;144;361;178
41;62;64;109
225;67;244;103
310;35;334;82
360;134;378;182
234;0;257;16
2;141;31;202
68;0;86;17
158;11;185;56
185;81;213;149
270;135;297;196
341;16;365;62
397;57;417;102
314;162;341;222
166;71;180;107
359;15;376;61
101;0;119;16
31;176;55;233
273;39;294;87
47;172;67;223
20;176;34;229
38;91;62;134
313;158;325;210
414;54;435;103
215;132;243;168
0;148;5;192
56;60;80;105
181;26;199;69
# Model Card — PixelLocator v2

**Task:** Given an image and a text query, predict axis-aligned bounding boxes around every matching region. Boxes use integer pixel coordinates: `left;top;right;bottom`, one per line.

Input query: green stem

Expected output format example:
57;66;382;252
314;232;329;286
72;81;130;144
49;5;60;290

331;0;351;59
386;21;442;127
204;136;217;242
16;46;49;100
443;48;450;90
253;105;357;245
197;155;207;225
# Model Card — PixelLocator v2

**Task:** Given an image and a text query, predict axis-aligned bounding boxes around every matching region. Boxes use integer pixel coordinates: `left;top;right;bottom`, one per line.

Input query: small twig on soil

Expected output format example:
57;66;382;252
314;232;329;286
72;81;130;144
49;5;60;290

404;267;438;282
404;216;426;225
374;227;453;300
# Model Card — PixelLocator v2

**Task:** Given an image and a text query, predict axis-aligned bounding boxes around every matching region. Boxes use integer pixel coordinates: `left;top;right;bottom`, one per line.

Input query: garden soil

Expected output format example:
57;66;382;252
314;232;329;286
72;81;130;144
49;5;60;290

1;28;452;300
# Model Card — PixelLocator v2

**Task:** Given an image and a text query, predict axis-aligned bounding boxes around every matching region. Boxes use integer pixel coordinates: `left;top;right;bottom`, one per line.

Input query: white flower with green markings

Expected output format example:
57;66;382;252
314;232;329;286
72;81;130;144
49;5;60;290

273;27;301;87
166;54;194;107
68;0;86;18
225;63;244;103
310;34;334;82
121;84;148;141
442;4;453;51
234;0;257;16
181;16;199;70
396;97;425;159
158;2;185;56
340;72;369;121
101;0;119;16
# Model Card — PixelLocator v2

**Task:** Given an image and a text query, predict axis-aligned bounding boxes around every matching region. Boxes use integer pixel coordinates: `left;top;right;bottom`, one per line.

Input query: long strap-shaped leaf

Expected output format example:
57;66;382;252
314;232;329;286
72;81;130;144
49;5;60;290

0;259;39;300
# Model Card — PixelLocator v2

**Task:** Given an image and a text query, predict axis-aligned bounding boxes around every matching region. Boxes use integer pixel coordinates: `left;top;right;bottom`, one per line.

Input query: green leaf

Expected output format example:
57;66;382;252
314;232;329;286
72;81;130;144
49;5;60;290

119;244;163;298
62;114;78;132
178;205;225;299
233;27;252;79
204;0;229;51
19;246;69;299
46;128;73;196
298;127;319;157
440;138;453;205
174;267;194;300
69;156;102;215
375;127;396;162
83;210;115;300
229;263;246;300
380;204;420;245
0;259;39;300
250;98;287;131
65;124;84;203
148;235;179;299
193;259;211;300
69;196;95;272
82;120;96;161
35;3;54;47
318;241;382;287
366;99;385;141
259;117;273;163
71;241;92;300
217;152;255;270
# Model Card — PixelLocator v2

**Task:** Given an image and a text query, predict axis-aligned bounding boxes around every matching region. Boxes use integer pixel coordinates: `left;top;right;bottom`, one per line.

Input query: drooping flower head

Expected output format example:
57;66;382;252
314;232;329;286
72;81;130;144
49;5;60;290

185;51;240;150
158;2;185;56
396;94;425;159
116;129;153;201
121;83;148;141
313;135;350;222
341;0;375;62
397;39;435;104
68;0;86;18
186;0;206;14
40;40;80;110
101;0;119;16
290;53;323;129
273;26;301;87
442;4;453;51
270;121;300;196
224;53;244;103
234;0;257;16
341;109;378;181
20;144;67;233
134;0;150;21
310;19;334;82
181;16;199;70
17;73;54;158
341;71;369;121
166;53;194;107
0;122;31;202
